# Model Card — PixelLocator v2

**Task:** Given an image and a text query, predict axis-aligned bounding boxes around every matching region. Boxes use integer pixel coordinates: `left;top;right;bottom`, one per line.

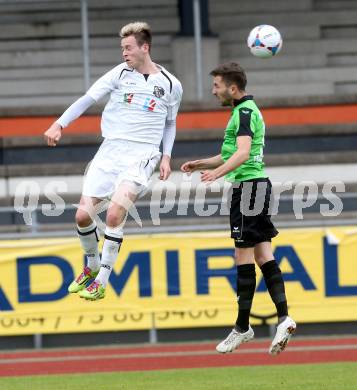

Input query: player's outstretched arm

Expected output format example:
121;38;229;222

181;154;223;173
201;136;251;183
43;94;96;147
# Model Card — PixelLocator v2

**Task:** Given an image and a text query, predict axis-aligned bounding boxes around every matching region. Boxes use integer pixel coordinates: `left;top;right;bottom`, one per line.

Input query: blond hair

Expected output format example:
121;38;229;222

119;22;152;48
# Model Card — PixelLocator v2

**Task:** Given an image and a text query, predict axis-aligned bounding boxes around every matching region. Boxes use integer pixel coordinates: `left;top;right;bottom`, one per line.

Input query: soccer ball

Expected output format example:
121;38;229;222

247;25;282;58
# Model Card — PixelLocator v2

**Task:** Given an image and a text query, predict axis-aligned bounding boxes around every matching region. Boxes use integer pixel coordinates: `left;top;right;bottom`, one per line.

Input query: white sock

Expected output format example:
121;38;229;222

77;221;101;272
96;233;123;287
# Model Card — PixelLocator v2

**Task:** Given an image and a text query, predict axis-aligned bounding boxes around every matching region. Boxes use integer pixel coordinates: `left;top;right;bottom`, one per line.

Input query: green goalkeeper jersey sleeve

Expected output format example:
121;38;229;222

221;95;267;182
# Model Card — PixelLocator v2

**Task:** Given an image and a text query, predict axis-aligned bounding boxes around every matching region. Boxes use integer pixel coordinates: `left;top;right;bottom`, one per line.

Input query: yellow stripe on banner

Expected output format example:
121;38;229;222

0;227;357;335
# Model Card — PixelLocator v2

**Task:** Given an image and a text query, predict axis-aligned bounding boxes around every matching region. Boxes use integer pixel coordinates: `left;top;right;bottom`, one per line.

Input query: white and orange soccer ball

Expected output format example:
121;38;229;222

247;25;282;58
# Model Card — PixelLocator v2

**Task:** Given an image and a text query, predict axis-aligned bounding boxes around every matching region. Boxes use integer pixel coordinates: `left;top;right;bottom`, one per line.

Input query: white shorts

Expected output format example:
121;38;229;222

82;139;161;199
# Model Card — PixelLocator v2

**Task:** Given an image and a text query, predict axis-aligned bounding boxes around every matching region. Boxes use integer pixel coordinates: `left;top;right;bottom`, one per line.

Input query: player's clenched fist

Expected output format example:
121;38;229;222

44;122;62;147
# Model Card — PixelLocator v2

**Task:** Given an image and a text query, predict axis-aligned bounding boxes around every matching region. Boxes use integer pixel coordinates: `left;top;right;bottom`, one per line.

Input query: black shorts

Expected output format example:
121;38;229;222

229;177;278;248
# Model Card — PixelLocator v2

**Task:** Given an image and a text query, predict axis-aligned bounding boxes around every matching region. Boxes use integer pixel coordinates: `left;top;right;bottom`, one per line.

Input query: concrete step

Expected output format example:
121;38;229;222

209;0;313;14
246;66;357;85
0;65;112;81
249;82;334;99
0;62;174;82
0;46;172;69
0;0;177;13
335;82;357;95
0;17;179;40
0;58;171;99
1;163;88;179
0;77;93;97
321;25;357;39
0;95;84;109
0;35;172;52
0;5;176;25
222;38;357;57
210;10;357;30
314;0;357;10
328;53;357;67
222;53;327;71
266;151;357;166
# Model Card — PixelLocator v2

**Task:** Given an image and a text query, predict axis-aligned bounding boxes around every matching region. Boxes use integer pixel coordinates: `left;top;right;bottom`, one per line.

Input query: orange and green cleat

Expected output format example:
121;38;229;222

68;266;99;294
79;280;105;301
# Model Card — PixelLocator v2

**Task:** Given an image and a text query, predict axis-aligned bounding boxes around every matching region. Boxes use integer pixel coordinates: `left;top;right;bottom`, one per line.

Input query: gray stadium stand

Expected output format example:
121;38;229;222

0;0;178;111
1;0;357;108
209;0;357;98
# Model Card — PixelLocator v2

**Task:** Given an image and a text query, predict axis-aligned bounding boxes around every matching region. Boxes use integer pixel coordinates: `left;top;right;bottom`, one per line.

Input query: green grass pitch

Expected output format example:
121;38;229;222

1;362;356;390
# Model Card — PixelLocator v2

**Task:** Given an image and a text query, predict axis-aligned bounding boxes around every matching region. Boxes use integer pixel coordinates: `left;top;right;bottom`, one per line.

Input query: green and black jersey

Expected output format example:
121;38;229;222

221;95;267;182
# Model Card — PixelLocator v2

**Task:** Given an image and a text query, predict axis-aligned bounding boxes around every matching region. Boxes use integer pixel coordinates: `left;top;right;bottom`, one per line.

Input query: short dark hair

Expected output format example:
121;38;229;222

120;22;152;49
210;62;247;91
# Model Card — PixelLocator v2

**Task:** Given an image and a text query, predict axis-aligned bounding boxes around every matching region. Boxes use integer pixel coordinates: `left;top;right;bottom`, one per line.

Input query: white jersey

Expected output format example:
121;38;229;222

86;62;183;146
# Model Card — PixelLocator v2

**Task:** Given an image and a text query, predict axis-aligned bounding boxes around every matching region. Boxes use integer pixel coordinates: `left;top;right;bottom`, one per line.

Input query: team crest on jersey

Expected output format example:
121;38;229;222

153;86;165;98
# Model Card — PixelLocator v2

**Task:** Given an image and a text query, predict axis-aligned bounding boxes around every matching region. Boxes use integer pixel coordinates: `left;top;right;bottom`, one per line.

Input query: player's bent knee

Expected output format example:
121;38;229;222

75;209;93;227
106;209;126;228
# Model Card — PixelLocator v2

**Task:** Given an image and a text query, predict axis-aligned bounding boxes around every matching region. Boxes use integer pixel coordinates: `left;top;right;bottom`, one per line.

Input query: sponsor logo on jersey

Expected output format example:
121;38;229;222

124;93;134;103
153;86;165;98
143;97;156;111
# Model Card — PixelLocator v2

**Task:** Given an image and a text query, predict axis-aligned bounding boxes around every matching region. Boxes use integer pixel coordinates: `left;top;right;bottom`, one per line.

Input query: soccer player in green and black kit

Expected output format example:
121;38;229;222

181;62;296;355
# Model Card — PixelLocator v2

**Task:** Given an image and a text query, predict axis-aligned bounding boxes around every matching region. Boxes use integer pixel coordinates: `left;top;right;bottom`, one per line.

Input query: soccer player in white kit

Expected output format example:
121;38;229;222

44;22;183;300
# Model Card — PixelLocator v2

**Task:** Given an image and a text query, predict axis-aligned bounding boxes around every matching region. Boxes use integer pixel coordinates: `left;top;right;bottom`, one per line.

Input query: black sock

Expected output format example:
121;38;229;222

260;260;288;319
235;264;256;332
